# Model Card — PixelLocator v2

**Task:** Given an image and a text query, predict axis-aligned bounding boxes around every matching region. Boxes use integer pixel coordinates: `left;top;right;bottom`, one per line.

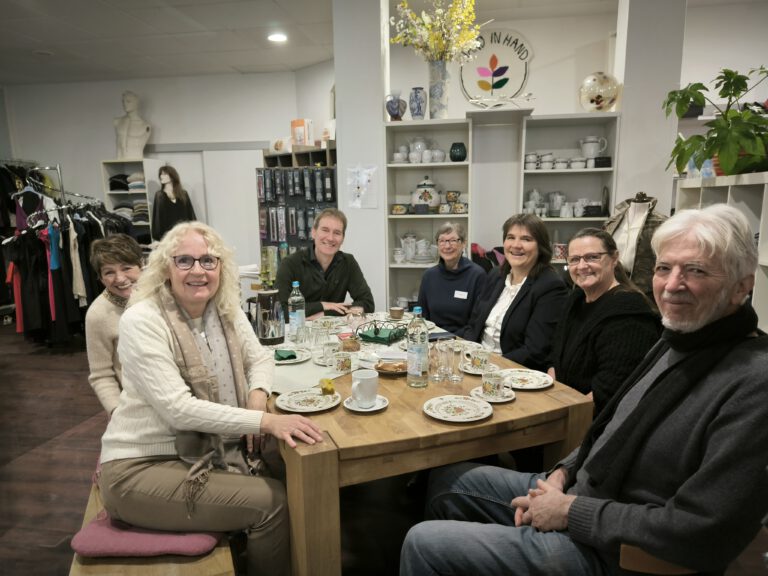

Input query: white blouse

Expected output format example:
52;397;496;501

481;275;526;353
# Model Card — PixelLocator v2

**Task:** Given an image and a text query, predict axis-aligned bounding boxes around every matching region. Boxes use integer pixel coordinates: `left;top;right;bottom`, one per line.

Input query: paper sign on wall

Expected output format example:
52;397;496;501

346;165;377;209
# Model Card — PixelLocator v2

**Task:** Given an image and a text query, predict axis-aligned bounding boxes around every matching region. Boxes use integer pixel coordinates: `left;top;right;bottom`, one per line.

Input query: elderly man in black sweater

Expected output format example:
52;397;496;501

400;204;768;576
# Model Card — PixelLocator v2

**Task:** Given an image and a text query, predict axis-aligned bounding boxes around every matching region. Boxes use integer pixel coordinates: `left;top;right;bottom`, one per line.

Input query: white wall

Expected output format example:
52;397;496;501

4;73;298;202
682;3;768;103
295;59;336;141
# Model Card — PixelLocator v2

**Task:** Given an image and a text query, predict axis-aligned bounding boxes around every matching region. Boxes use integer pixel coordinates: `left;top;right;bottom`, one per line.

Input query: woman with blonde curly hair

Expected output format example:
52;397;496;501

98;221;322;576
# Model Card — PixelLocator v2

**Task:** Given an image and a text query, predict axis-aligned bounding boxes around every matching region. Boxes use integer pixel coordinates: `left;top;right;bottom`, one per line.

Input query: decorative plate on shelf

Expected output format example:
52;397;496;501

470;386;516;404
274;349;312;365
423;395;493;423
499;368;554;390
275;388;341;413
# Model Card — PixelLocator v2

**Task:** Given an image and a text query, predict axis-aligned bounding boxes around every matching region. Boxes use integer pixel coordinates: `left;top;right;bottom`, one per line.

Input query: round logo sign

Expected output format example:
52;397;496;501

460;29;533;108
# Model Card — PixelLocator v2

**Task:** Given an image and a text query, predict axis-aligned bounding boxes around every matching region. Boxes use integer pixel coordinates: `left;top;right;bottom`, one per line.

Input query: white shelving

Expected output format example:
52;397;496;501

101;158;163;236
676;172;768;331
519;112;620;244
384;118;472;305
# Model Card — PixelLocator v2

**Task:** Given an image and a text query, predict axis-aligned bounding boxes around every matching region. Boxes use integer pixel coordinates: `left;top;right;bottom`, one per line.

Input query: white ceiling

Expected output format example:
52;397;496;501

0;0;761;85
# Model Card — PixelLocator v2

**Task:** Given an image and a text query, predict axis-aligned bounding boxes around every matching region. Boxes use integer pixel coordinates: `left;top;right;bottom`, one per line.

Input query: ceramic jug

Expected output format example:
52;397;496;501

579;136;608;158
411;175;440;208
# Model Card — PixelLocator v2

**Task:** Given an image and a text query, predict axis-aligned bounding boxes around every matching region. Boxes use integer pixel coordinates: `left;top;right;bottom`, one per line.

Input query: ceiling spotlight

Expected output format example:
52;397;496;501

268;33;287;43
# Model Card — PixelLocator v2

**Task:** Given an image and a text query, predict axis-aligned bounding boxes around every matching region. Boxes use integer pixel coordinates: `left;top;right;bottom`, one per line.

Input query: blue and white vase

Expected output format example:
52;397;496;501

409;87;426;121
428;60;450;119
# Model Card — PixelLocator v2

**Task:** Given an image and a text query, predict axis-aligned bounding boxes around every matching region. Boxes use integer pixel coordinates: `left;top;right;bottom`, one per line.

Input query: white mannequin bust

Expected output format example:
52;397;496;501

114;91;151;159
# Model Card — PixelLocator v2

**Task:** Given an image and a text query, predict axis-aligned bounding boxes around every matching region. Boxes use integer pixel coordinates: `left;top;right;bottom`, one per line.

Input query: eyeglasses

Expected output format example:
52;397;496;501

172;254;220;271
437;238;462;246
566;252;608;266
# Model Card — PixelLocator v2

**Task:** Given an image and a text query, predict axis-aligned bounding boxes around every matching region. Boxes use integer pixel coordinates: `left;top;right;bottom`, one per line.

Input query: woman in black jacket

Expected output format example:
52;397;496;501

548;228;660;416
460;214;567;371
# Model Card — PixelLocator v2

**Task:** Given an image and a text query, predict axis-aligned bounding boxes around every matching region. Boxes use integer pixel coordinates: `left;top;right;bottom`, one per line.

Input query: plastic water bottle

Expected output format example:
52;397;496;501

287;281;305;338
406;306;429;388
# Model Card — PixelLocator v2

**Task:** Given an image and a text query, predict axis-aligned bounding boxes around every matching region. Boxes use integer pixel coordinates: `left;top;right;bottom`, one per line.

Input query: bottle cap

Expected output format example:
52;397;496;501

292;280;300;287
413;306;422;314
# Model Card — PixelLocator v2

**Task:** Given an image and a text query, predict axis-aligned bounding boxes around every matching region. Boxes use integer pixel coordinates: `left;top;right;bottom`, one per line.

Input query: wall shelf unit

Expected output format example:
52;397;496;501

519;112;620;245
101;158;163;238
384;118;472;306
263;141;336;168
676;171;768;331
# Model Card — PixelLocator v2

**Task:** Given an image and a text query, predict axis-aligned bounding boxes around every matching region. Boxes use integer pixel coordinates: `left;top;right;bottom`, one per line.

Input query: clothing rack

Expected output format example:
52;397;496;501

27;164;65;202
25;198;103;229
0;157;39;166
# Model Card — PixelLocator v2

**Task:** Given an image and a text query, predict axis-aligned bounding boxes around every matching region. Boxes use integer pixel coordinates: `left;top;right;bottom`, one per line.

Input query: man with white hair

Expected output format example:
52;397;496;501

400;204;768;576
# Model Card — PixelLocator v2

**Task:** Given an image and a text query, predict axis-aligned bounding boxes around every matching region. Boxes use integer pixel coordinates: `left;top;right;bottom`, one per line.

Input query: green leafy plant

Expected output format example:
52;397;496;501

662;66;768;176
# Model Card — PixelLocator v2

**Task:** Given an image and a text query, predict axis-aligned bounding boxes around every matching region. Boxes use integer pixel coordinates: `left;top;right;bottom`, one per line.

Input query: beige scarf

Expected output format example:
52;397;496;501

158;290;249;514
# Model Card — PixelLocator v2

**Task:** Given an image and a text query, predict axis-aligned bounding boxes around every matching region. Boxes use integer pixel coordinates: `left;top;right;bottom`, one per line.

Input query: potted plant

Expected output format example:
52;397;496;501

662;66;768;176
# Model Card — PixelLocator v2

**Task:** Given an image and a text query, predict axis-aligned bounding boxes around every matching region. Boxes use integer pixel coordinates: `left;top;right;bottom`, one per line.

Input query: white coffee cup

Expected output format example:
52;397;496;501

525;162;537;170
351;369;379;408
540;161;554;170
398;145;409;155
408;151;421;164
393;152;406;162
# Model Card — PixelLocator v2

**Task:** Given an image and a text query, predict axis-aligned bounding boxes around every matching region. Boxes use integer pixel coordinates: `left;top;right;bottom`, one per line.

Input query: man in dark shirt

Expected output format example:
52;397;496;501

276;208;374;318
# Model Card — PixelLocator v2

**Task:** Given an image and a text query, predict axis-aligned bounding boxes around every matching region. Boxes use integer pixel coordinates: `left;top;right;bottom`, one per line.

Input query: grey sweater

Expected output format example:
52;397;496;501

561;334;768;574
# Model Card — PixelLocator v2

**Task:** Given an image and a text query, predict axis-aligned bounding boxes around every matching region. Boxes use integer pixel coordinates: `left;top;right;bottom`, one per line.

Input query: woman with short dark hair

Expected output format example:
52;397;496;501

548;228;660;416
460;214;567;370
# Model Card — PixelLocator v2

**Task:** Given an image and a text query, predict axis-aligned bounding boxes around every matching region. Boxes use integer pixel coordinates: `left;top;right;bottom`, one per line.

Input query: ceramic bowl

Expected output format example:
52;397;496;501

391;204;408;215
432;149;446;162
540;161;554;170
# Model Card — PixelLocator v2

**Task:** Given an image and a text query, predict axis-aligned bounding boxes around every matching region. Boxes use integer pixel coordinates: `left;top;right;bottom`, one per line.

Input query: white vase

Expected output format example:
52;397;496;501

428;60;449;119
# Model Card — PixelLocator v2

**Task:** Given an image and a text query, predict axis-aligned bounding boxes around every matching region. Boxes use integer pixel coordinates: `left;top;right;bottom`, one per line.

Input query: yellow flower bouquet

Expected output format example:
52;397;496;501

390;0;482;64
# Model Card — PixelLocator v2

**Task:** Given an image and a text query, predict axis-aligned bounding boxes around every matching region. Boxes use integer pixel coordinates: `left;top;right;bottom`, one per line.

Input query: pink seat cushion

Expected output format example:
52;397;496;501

71;510;221;558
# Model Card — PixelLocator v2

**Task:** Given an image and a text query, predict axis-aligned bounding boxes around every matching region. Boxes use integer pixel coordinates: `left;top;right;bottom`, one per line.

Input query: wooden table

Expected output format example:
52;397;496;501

272;356;593;576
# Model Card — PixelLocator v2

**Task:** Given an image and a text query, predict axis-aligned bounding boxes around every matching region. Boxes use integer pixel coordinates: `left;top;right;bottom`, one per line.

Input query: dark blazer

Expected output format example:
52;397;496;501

461;267;567;371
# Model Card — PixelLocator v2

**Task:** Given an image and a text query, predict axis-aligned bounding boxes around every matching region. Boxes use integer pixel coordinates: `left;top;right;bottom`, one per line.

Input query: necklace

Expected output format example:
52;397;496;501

103;289;128;308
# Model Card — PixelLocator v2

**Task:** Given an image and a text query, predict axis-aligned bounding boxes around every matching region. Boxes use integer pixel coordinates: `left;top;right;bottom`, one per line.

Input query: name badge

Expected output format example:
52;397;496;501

454;290;468;300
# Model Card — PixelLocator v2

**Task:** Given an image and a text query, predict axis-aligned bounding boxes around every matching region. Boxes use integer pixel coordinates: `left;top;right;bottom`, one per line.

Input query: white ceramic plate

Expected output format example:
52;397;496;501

499;368;554;390
274;348;312;365
343;394;389;413
422;395;493;423
275;388;341;413
460;362;500;376
469;386;516;404
312;352;360;369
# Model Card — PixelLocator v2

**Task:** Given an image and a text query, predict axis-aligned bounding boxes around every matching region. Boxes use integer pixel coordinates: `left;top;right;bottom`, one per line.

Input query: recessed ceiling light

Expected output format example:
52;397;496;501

268;33;287;43
33;49;54;57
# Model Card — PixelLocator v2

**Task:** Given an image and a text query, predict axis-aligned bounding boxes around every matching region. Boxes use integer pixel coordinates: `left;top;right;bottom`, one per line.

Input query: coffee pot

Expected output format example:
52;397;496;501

580;136;608;158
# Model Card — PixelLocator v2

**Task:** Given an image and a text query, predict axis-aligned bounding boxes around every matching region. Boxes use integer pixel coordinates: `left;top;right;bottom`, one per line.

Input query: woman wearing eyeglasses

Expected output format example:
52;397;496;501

548;228;660;416
98;221;322;576
460;214;568;371
417;222;487;334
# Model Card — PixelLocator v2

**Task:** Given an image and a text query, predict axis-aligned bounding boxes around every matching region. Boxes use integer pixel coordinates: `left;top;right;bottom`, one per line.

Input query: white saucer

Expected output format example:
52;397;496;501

469;386;516;404
343;394;389;413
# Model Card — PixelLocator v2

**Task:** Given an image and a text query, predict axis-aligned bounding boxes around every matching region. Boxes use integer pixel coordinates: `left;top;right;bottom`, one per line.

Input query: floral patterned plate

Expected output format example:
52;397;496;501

499;368;554;390
274;348;312;365
469;386;516;404
422;395;493;423
275;388;341;413
460;362;499;376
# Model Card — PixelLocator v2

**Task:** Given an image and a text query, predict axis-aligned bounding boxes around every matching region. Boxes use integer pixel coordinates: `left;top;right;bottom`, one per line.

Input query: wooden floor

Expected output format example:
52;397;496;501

0;322;764;576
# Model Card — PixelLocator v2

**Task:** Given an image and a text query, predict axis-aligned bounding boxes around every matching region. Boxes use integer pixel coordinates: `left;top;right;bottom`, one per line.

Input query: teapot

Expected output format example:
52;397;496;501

411;175;441;208
579;136;608;158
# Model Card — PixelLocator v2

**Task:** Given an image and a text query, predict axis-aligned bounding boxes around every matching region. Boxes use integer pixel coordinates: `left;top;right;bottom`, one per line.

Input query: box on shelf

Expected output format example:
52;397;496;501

291;119;314;146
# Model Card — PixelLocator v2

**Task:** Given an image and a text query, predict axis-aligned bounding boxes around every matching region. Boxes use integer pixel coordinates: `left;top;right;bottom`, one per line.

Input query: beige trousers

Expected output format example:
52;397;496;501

99;455;289;576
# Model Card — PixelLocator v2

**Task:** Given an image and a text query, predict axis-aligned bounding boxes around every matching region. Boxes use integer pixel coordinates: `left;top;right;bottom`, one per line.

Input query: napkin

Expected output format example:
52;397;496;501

359;327;399;345
274;349;297;361
377;347;408;361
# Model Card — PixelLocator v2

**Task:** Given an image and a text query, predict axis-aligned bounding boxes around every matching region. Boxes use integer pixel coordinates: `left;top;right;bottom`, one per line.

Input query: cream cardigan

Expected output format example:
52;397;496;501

100;297;273;464
85;292;124;414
